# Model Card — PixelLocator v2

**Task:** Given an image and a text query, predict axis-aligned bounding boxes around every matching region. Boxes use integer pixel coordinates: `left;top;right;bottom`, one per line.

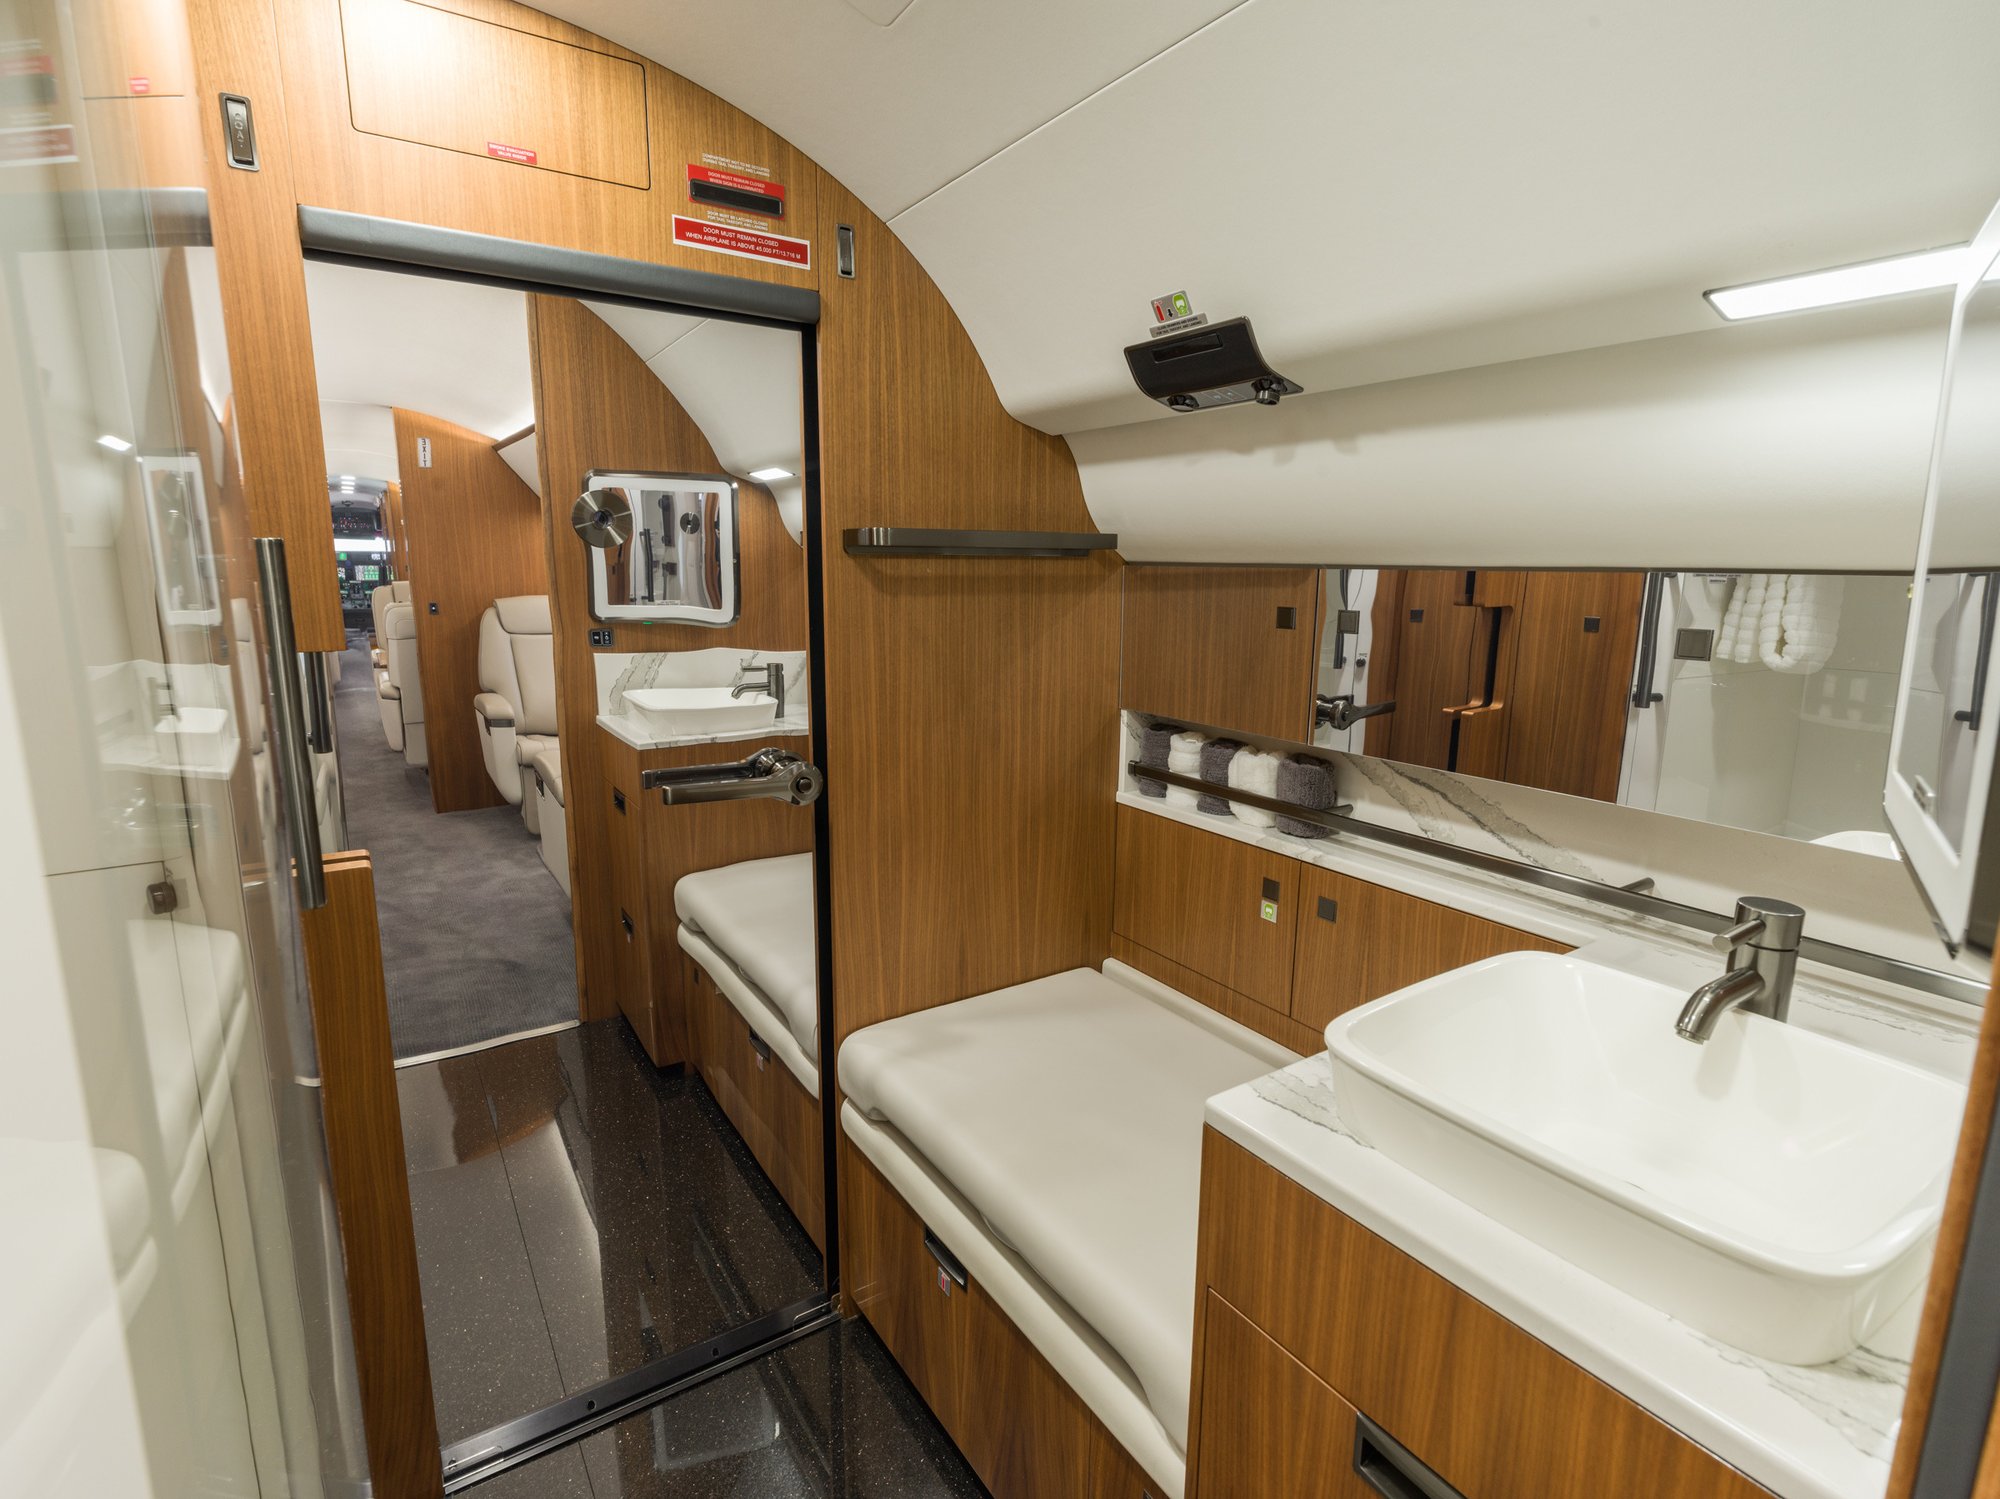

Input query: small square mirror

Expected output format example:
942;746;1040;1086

580;470;740;626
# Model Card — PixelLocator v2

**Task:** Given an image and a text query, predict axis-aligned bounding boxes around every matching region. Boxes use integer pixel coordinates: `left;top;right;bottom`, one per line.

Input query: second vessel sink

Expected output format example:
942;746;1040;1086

622;686;776;738
1325;951;1965;1364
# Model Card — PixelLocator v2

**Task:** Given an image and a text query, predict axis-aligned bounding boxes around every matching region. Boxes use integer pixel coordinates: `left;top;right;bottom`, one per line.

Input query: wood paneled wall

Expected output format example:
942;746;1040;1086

812;176;1120;1060
527;294;808;1021
392;408;548;814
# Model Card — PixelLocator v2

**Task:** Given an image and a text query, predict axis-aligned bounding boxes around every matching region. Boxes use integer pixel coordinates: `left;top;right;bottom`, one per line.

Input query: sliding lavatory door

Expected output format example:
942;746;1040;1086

0;118;369;1499
288;221;838;1485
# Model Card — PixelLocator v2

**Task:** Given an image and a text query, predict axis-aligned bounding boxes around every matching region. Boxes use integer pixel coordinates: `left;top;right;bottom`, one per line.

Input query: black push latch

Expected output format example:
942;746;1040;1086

1276;606;1297;629
1318;896;1339;924
219;93;258;170
1261;877;1281;902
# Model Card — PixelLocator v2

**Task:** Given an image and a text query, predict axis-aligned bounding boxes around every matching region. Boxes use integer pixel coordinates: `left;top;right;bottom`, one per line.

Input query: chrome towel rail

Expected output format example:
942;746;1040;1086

843;527;1117;558
1126;760;1985;1007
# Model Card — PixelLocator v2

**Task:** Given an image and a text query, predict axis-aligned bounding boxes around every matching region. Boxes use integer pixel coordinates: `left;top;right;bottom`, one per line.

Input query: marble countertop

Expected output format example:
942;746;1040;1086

596;711;810;752
1209;944;1933;1499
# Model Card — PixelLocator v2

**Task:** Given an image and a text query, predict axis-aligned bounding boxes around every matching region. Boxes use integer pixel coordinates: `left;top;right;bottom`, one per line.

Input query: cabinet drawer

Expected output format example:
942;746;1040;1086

1193;1292;1376;1499
842;1147;969;1431
339;0;651;187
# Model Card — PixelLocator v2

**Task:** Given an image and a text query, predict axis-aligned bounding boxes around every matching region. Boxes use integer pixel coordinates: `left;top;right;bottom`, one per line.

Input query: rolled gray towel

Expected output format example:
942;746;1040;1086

1136;720;1176;798
1276;754;1336;839
1198;738;1242;814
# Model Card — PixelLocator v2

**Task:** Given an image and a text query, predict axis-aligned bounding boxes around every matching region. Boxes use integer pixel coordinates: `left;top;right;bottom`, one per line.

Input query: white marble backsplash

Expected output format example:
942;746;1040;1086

1122;711;1984;1068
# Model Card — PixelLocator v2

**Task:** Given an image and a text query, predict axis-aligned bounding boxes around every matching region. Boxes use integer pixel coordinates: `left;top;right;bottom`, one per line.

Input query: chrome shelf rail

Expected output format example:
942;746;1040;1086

1126;761;1986;1007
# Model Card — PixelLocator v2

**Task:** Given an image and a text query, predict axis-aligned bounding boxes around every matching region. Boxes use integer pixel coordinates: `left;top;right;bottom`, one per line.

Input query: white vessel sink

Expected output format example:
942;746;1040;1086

1325;951;1966;1364
622;686;776;738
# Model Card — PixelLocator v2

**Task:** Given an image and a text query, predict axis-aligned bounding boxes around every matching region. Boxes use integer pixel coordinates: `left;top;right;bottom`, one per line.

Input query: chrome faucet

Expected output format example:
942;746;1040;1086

731;661;786;719
1674;896;1805;1043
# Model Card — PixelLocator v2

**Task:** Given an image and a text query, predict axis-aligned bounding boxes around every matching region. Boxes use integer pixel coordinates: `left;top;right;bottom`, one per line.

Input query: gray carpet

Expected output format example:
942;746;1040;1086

334;641;578;1060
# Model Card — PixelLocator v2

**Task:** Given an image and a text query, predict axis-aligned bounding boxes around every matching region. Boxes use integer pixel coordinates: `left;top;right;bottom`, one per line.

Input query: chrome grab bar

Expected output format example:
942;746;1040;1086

255;538;327;910
641;747;823;806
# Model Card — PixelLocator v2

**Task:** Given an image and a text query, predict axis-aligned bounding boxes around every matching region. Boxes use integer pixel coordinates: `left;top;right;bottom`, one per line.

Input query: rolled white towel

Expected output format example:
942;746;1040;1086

1166;731;1206;809
1763;574;1843;674
1227;747;1281;828
1716;573;1769;665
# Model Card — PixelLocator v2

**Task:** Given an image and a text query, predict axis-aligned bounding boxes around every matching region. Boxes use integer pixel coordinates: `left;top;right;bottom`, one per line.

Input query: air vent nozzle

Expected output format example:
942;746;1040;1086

1124;315;1301;413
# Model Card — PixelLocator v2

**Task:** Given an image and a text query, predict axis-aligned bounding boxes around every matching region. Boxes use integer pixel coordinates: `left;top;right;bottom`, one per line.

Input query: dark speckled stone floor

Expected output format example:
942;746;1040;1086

467;1318;989;1498
398;1020;826;1446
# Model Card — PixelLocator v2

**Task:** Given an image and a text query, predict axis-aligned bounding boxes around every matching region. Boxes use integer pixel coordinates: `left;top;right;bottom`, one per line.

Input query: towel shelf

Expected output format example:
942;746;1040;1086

842;527;1117;558
1124;757;1985;1007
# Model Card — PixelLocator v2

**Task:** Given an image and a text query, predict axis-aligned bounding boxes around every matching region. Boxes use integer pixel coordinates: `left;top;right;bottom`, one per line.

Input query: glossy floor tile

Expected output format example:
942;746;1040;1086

400;1021;825;1446
573;1318;988;1499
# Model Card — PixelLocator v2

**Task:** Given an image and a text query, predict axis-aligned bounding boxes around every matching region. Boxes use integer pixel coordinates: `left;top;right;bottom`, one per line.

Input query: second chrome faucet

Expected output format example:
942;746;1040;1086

1675;896;1806;1043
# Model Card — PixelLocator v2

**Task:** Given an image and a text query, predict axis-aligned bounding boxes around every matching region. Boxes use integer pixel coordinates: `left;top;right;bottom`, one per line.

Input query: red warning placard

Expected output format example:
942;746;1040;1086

672;215;810;269
486;140;537;166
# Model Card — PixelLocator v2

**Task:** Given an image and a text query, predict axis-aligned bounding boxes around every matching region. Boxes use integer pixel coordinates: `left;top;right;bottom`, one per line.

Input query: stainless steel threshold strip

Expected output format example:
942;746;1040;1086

1127;760;1986;1008
441;1295;840;1493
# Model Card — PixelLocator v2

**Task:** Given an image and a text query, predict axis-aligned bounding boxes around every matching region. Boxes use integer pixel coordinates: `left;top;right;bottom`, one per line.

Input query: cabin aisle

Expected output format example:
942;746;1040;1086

333;638;577;1059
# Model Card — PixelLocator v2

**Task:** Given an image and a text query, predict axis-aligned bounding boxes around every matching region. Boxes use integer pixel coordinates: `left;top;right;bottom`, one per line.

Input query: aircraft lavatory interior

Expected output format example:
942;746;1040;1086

4;2;2000;1498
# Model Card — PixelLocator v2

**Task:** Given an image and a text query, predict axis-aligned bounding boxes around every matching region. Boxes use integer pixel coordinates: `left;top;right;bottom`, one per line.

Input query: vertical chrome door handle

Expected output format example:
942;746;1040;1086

256;538;327;910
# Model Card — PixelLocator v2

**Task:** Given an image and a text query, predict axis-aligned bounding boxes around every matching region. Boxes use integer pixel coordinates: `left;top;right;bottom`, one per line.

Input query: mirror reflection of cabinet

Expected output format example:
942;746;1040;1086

1887;214;2000;957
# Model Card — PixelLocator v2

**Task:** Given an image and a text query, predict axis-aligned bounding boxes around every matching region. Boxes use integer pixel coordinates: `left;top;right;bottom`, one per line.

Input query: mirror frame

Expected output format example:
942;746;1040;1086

1886;202;2000;960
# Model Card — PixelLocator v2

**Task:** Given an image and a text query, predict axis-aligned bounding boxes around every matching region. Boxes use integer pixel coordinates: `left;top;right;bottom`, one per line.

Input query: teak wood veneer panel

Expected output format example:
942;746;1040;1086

298;852;440;1499
1289;864;1569;1030
391;406;548;815
182;0;344;649
1502;569;1646;802
528;294;808;1026
1113;804;1301;1014
813;175;1120;1060
1192;1292;1376;1499
1110;933;1320;1058
684;956;824;1251
1187;1131;1771;1499
338;0;650;187
1122;565;1320;744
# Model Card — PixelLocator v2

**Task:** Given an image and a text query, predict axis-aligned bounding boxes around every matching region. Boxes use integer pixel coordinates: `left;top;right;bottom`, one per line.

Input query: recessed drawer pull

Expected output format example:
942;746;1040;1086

921;1228;967;1290
612;788;626;813
747;1029;772;1063
1353;1414;1465;1499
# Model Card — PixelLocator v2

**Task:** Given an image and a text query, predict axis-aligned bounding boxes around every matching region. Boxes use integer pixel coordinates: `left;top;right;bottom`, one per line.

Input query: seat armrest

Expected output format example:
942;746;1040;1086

474;691;516;730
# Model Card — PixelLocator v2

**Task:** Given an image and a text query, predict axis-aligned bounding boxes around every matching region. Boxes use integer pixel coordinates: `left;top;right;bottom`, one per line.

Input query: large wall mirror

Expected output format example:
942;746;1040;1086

1314;565;1921;856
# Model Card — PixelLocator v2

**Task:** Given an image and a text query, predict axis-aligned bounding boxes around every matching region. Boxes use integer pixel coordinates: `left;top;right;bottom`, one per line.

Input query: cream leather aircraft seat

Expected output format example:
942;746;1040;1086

474;595;559;834
532;746;568;898
369;579;410;668
374;600;427;767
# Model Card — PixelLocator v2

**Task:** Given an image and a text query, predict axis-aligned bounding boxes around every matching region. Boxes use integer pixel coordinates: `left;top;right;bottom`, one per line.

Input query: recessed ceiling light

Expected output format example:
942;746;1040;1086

748;466;794;483
96;434;134;453
1704;245;1994;321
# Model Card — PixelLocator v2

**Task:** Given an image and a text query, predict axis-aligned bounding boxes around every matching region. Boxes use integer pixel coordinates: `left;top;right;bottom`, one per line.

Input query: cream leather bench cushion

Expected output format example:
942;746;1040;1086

837;961;1293;1454
674;853;816;1061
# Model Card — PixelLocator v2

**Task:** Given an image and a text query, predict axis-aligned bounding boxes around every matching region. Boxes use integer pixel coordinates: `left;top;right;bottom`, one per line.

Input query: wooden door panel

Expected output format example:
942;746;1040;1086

1113;807;1300;1014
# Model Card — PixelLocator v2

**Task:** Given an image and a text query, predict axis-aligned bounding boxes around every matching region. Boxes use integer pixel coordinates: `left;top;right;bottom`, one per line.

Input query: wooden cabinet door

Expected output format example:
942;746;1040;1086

955;1281;1105;1498
1122;566;1320;743
1192;1293;1376;1499
603;777;655;1054
1113;807;1300;1013
842;1148;970;1432
1290;865;1567;1031
1503;571;1646;802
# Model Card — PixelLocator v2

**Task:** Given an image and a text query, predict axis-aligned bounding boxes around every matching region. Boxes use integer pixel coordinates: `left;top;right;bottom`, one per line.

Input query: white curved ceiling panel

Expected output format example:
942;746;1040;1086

1069;301;1951;571
892;0;2000;434
537;0;1248;216
303;262;534;438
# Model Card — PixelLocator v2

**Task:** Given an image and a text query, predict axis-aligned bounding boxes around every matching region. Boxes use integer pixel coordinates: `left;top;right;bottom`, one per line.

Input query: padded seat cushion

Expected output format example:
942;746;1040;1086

837;964;1292;1453
514;731;559;768
674;853;816;1059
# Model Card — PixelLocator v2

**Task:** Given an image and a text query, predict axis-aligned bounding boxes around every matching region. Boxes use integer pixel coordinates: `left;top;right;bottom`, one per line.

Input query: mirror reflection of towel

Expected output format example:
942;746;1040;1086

1716;573;1841;674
